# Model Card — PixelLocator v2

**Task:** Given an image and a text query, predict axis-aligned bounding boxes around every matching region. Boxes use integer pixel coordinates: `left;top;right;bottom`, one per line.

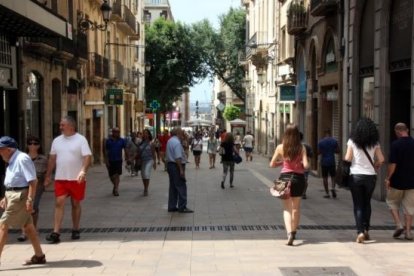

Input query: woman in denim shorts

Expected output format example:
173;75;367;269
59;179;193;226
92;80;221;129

269;124;309;246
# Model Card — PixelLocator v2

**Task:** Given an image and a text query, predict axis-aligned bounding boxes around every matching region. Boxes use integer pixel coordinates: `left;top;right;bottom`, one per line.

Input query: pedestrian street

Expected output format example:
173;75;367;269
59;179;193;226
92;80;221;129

1;151;413;275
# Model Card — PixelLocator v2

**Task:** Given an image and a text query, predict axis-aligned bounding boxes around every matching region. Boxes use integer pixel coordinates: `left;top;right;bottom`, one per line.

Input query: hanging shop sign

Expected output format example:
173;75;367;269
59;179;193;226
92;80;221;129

105;88;123;105
280;85;295;101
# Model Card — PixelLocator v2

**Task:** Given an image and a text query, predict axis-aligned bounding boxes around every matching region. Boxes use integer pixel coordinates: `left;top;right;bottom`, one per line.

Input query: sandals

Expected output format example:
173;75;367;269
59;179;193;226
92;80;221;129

46;232;60;244
393;228;404;238
17;234;27;242
71;230;81;240
24;254;46;265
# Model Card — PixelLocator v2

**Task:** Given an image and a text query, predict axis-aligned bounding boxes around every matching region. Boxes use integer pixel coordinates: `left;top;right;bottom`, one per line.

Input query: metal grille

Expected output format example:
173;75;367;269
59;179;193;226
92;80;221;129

0;35;12;65
16;224;395;234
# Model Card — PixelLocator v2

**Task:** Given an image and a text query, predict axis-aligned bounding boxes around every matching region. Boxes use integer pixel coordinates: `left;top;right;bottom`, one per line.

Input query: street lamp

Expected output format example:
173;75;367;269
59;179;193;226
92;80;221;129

132;63;151;77
79;0;112;32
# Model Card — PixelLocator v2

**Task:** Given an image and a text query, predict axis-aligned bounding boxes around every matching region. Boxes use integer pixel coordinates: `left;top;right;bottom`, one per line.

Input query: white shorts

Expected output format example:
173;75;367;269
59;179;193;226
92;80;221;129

386;188;414;215
141;160;154;180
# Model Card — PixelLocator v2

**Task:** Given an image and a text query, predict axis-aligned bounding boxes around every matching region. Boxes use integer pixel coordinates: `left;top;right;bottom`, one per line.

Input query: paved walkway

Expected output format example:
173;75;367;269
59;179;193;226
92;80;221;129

1;151;413;275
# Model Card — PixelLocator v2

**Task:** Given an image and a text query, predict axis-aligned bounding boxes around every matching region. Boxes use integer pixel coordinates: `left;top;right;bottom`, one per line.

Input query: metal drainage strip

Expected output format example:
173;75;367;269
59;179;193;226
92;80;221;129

27;225;395;234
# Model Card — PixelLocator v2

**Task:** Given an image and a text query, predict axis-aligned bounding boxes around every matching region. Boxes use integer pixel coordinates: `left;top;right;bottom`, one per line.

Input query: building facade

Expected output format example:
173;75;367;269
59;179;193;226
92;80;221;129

343;0;413;199
0;0;146;164
286;0;343;171
243;0;279;155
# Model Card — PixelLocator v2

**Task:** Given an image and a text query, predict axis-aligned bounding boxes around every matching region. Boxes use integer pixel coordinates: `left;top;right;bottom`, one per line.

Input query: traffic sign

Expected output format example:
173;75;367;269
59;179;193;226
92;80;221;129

150;100;160;112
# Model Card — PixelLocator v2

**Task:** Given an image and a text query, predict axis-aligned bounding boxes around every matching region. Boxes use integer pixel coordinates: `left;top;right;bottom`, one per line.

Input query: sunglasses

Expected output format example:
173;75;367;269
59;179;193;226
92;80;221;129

28;142;40;145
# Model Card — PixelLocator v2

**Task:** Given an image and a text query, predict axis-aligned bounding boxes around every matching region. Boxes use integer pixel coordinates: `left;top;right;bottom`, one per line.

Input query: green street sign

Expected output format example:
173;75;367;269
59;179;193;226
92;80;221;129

149;100;160;112
280;85;295;101
105;88;123;105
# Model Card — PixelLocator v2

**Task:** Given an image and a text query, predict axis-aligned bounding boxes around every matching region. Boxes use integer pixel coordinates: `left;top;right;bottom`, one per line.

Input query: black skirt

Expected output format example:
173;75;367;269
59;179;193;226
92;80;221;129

279;172;306;197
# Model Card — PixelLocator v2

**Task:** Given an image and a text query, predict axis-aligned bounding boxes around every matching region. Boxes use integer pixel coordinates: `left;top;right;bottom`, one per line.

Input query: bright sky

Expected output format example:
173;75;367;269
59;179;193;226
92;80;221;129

168;0;241;104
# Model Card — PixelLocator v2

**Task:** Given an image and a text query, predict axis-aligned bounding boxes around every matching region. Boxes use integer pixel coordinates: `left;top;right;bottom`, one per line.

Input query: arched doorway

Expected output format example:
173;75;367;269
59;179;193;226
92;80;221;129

389;0;412;140
296;50;307;133
26;71;42;139
309;44;318;170
358;0;375;120
320;34;339;139
52;79;62;138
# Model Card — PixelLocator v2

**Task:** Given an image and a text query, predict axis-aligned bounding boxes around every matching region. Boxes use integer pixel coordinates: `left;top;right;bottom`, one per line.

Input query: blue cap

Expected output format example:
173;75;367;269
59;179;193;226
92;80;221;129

0;136;18;149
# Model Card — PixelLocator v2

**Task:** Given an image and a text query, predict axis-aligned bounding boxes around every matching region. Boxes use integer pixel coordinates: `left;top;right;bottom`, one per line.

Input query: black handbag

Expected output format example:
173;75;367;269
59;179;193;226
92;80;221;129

233;154;242;164
338;160;352;188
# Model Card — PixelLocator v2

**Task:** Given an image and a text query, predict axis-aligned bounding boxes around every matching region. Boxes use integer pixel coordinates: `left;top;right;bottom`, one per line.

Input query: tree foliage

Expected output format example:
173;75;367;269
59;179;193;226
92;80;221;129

193;8;247;102
145;7;247;116
145;18;209;111
223;105;241;121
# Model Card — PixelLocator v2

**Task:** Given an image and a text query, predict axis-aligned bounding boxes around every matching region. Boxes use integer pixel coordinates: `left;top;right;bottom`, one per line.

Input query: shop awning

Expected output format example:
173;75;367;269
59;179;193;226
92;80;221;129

0;0;69;38
229;119;246;126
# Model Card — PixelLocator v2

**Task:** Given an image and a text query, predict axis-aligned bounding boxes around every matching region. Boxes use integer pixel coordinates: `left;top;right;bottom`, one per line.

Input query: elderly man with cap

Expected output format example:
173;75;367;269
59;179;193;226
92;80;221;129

0;136;46;265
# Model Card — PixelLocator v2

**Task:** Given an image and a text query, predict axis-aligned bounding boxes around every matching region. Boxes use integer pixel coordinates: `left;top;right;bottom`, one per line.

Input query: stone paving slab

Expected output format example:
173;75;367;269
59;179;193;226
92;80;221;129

1;149;413;275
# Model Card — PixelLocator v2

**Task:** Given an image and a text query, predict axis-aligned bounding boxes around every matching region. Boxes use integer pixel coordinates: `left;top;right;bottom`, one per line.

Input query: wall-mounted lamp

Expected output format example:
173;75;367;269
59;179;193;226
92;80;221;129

133;63;151;78
79;0;112;32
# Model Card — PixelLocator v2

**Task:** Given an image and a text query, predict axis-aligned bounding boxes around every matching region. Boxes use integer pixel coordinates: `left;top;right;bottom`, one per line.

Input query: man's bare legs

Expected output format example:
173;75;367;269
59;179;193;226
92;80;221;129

24;224;44;256
0;224;8;259
53;195;66;233
110;174;120;196
71;198;81;231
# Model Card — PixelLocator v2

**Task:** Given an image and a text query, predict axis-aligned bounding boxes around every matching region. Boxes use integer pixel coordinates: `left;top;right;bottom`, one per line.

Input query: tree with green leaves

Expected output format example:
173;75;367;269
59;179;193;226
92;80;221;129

223;105;241;121
145;8;246;132
193;8;246;102
145;18;209;131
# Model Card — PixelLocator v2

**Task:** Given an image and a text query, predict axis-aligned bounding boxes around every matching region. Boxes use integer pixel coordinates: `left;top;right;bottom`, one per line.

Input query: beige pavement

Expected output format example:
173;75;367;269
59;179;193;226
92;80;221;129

1;150;413;275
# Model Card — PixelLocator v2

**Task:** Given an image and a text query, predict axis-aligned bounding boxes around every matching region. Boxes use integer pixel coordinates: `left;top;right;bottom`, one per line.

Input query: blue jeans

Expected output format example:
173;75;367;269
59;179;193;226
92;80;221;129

167;162;187;210
222;161;235;184
349;174;377;234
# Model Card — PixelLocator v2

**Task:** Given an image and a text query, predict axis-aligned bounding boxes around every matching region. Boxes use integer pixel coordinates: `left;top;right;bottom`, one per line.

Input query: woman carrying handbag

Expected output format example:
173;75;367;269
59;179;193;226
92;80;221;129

269;124;309;246
344;117;384;243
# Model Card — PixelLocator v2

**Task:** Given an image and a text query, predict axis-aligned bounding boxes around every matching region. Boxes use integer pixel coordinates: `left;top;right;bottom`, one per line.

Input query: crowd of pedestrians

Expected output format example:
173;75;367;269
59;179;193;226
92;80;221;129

1;118;414;266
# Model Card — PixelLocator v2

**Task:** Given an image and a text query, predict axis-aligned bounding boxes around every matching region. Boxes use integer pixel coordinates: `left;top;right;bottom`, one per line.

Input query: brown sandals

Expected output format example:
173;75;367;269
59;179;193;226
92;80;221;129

24;254;46;265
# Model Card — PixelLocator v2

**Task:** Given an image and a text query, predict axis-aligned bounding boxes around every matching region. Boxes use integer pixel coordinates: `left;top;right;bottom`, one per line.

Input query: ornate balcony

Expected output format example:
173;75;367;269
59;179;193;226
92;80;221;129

238;50;247;67
310;0;338;17
25;32;88;63
110;60;124;82
110;0;123;21
251;49;268;70
103;57;109;79
88;52;104;80
110;1;139;39
24;37;58;57
76;32;88;61
287;1;307;35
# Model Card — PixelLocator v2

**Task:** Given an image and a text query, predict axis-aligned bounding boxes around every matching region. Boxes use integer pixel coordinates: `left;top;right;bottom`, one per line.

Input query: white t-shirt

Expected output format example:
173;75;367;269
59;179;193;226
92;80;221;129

347;139;378;175
243;134;254;148
192;139;203;151
50;133;92;180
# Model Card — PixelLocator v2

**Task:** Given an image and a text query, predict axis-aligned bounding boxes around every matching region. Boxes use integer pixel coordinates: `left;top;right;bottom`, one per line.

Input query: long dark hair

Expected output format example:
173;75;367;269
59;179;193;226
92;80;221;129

224;132;234;143
350;117;379;149
143;129;153;141
282;124;302;160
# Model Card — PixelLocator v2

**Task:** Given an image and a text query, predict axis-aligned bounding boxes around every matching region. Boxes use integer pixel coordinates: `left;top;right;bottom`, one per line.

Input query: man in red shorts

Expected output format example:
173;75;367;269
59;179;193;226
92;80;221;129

44;116;92;243
158;129;170;171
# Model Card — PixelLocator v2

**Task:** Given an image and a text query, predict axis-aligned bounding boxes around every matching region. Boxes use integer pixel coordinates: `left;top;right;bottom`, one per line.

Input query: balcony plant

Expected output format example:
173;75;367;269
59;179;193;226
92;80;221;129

287;1;307;35
287;1;306;15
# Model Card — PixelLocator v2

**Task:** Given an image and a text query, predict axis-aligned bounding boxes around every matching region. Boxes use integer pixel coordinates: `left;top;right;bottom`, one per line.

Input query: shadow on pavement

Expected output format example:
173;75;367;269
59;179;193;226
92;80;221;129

1;259;102;272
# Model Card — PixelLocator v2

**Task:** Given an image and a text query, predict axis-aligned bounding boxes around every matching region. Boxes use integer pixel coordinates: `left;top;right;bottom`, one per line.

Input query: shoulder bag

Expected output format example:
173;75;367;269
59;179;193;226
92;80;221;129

233;153;242;164
362;147;376;170
270;175;292;199
336;160;352;189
